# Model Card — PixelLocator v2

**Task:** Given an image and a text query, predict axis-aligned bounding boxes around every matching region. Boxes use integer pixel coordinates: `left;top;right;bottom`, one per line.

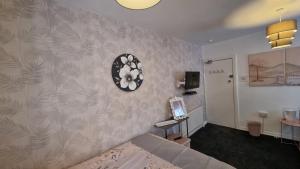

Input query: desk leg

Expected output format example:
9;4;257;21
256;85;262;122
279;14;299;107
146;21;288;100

179;123;181;137
281;122;283;143
281;122;299;149
292;126;294;142
291;126;297;146
186;119;189;138
165;129;167;139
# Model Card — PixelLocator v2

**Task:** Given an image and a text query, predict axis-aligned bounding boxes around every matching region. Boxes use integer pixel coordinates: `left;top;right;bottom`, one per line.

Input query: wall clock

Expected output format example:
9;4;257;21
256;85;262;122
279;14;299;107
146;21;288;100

112;54;144;91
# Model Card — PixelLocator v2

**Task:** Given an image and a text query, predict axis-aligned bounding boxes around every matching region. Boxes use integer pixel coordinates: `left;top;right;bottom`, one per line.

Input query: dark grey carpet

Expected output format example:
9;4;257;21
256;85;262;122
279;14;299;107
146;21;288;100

190;123;300;169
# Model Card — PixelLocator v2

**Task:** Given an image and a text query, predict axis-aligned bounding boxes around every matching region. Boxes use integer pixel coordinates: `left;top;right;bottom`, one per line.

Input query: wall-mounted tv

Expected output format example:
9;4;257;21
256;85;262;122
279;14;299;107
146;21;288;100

185;72;200;89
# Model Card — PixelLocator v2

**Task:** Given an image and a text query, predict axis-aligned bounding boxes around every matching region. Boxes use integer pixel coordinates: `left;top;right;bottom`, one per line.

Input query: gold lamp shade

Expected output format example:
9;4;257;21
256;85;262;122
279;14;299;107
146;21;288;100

116;0;160;10
266;19;297;49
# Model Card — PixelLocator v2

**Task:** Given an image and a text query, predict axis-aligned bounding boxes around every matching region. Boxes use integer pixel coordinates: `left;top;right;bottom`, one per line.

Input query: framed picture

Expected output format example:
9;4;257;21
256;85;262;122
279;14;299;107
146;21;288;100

285;47;300;86
248;46;300;86
169;97;187;120
249;50;285;86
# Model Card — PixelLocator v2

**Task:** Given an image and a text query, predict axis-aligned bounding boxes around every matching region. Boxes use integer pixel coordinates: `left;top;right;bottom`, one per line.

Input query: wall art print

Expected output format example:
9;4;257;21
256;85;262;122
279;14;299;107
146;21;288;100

249;46;300;86
249;50;285;86
112;54;144;91
285;47;300;86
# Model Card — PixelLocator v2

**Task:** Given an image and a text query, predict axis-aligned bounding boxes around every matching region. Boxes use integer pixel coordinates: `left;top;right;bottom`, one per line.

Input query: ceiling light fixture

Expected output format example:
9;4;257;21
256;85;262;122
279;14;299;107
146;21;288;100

116;0;160;10
266;8;297;49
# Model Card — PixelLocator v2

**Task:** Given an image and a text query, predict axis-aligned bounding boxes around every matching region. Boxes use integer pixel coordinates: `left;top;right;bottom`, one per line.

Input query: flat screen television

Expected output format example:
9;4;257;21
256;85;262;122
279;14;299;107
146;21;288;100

185;72;200;89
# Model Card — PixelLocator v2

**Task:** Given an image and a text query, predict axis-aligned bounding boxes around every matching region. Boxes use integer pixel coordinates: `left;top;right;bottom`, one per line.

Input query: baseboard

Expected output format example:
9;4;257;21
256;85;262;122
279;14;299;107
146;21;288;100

203;121;208;127
182;122;206;137
263;130;281;138
238;126;279;136
187;121;208;136
191;123;300;141
186;124;203;136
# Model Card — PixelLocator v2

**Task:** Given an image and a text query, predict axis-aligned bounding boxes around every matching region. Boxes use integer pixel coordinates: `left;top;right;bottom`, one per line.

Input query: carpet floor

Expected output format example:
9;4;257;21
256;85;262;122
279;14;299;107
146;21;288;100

190;123;300;169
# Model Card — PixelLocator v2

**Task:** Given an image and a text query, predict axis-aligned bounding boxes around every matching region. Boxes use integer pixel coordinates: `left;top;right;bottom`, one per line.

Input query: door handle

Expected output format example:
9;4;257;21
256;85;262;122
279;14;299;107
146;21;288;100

229;74;233;78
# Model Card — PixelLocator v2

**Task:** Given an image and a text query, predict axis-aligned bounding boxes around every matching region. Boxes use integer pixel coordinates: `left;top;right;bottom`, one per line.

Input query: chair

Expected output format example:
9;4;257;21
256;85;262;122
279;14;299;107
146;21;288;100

280;108;300;148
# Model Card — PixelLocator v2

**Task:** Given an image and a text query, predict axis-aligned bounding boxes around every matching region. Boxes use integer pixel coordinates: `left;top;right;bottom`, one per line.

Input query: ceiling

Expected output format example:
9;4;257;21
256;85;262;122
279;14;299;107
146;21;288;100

60;0;300;45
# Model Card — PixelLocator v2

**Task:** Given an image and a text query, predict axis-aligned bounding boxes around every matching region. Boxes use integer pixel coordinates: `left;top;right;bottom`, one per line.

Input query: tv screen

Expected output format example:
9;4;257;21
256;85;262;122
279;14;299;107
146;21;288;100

185;72;200;89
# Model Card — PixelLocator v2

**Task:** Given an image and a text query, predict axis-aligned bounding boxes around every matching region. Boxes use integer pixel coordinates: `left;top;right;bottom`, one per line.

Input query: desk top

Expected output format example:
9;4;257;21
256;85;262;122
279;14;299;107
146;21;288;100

155;117;189;129
281;119;300;127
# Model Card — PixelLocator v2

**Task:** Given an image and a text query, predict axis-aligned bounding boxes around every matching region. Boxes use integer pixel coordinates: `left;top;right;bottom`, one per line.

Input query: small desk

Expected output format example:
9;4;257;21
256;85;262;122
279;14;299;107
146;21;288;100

155;117;189;139
281;119;300;149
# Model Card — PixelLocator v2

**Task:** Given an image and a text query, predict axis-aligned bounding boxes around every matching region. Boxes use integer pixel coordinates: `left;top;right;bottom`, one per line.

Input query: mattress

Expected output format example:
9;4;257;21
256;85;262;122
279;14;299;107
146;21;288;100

131;134;235;169
67;133;236;169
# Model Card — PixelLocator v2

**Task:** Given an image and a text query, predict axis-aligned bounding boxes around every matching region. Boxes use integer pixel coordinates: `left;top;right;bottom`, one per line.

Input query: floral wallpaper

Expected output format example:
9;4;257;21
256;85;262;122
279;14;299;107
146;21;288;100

0;0;204;169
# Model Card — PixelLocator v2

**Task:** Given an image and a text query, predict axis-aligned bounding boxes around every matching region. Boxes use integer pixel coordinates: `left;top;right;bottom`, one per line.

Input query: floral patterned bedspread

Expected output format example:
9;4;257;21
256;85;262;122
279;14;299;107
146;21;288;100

68;141;182;169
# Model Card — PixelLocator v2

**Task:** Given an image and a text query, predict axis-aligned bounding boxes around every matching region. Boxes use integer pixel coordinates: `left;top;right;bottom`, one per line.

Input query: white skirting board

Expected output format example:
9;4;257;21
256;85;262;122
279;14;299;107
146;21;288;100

238;126;300;141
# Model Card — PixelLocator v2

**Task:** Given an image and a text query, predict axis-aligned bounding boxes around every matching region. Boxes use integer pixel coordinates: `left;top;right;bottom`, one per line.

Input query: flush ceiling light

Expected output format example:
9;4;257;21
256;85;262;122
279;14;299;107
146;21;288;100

116;0;160;10
266;8;297;49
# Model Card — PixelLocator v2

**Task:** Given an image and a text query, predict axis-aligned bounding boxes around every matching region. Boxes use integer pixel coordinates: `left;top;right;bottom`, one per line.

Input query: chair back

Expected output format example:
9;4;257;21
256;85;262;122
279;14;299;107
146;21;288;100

282;108;299;121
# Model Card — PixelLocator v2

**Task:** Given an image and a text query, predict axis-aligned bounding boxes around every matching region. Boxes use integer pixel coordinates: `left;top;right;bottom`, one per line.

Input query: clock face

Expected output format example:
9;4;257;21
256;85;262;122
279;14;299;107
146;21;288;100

111;54;144;92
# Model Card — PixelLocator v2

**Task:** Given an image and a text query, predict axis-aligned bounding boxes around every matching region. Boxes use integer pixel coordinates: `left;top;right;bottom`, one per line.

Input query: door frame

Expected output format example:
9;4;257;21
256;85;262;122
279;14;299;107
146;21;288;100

203;56;239;129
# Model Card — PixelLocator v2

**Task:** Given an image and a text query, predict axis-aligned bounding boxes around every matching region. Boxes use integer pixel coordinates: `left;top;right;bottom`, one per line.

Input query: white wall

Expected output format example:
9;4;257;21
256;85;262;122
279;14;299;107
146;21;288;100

202;27;300;140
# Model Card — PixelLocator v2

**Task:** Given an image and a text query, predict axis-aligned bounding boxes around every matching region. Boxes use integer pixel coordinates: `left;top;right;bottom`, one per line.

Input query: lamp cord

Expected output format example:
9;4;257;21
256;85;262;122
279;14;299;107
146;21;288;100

276;8;284;22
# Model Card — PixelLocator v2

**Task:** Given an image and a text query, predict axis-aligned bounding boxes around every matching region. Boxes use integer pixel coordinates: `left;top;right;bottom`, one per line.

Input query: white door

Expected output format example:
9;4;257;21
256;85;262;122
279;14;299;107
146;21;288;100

205;59;236;128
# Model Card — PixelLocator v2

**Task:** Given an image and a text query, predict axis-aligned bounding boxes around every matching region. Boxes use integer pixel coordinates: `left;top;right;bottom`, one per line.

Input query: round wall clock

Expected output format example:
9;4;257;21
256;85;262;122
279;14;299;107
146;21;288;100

112;54;144;91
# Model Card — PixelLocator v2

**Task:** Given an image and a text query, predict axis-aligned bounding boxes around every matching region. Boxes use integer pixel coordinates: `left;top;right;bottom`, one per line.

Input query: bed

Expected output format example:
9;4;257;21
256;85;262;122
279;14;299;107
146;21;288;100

68;133;236;169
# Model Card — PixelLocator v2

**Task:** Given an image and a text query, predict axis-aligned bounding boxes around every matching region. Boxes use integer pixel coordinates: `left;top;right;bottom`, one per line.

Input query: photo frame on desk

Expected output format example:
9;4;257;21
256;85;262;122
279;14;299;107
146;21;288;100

169;97;187;120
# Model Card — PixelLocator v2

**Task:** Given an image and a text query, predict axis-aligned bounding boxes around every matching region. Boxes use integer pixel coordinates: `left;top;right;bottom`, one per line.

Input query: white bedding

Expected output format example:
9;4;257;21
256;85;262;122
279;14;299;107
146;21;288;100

68;142;181;169
68;134;236;169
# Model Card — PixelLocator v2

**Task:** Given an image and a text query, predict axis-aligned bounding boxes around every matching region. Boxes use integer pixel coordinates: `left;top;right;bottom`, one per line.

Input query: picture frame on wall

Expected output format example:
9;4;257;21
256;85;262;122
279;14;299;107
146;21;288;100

248;50;285;86
285;47;300;86
248;46;300;86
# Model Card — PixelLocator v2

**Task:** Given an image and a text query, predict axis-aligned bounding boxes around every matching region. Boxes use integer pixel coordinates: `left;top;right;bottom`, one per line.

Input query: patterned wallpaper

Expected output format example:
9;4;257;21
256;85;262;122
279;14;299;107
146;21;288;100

0;0;204;168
